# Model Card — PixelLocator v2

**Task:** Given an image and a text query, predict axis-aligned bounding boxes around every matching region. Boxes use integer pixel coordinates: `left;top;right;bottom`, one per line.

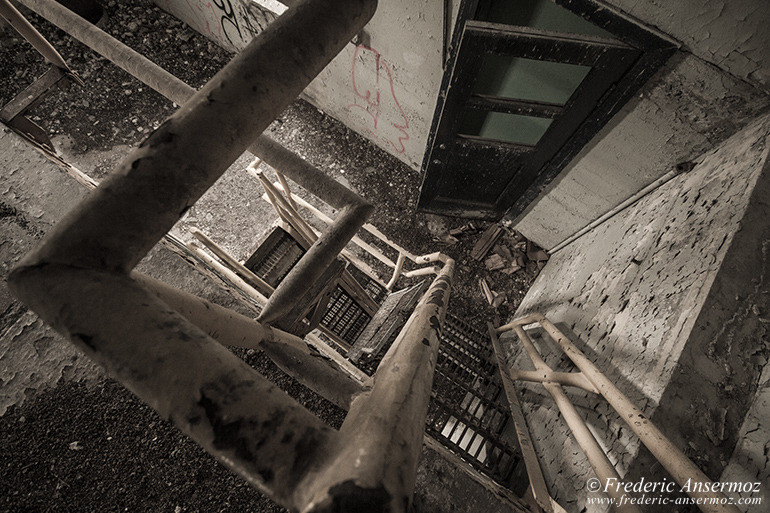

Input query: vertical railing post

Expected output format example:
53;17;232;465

299;259;455;513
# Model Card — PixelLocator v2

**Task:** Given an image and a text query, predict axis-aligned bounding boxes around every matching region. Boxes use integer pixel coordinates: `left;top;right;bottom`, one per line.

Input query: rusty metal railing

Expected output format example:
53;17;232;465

13;0;376;324
491;314;741;513
7;0;461;510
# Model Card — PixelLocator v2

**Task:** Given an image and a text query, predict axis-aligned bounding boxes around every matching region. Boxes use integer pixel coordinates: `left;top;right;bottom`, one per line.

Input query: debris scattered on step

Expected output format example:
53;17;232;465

485;253;506;271
471;224;504;260
441;234;459;246
526;241;549;268
706;408;727;445
501;263;522;275
449;222;478;237
493;243;513;261
425;214;449;240
478;277;506;307
479;277;494;305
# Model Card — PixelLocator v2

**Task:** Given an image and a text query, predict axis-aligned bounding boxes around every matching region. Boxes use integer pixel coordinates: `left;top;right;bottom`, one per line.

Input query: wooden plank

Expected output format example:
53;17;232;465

471;224;503;260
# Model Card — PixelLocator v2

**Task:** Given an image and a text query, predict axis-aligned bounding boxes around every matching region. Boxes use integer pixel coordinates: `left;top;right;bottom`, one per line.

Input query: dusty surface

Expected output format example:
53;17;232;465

1;2;541;512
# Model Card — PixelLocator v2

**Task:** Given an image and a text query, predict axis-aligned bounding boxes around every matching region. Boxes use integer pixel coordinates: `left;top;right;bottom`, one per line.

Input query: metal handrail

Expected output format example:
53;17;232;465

14;0;375;325
494;314;741;513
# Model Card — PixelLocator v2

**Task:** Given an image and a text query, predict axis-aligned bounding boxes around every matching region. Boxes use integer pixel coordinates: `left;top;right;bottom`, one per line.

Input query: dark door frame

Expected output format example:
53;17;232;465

418;0;678;220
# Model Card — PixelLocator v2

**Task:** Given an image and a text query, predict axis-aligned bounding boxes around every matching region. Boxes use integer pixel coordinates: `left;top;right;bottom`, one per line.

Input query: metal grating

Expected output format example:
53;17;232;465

427;313;521;486
245;227;378;346
347;264;388;304
347;280;429;366
245;228;304;288
320;286;371;345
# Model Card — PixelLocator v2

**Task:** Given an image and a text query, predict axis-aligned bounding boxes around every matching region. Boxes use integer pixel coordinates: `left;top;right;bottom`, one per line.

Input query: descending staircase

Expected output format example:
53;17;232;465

244;225;525;496
427;314;523;490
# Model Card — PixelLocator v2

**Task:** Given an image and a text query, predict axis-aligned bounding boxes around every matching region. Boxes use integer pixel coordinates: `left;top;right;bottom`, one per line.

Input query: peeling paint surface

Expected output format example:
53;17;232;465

504;113;770;512
0;311;102;415
720;363;770;511
604;0;770;91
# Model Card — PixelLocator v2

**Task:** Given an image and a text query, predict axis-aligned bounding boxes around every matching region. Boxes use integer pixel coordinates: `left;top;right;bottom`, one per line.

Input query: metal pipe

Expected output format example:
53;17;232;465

513;325;639;512
248;134;370;212
188;241;271;305
386;252;406;290
10;264;338;508
135;272;364;409
512;325;550;372
264;183;397;269
403;265;440;278
549;166;688;254
276;171;298;211
259;203;372;323
543;381;640;513
508;368;599;394
300;260;455;512
253;169;319;243
0;0;71;71
496;313;542;334
132;272;289;350
16;0;190;102
189;227;274;295
536;316;741;513
487;323;554;513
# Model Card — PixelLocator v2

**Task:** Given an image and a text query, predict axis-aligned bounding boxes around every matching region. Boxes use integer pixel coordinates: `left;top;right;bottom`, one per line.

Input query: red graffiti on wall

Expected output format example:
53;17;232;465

346;45;410;154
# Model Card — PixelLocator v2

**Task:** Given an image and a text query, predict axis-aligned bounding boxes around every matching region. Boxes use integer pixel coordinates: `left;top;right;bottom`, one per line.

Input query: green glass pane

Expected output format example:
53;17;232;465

473;55;591;105
481;0;614;38
459;109;553;146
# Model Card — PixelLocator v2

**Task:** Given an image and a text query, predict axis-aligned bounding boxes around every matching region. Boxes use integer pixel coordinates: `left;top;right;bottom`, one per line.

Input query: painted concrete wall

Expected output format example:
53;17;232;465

501;113;770;512
154;0;452;171
604;0;770;93
510;0;770;249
